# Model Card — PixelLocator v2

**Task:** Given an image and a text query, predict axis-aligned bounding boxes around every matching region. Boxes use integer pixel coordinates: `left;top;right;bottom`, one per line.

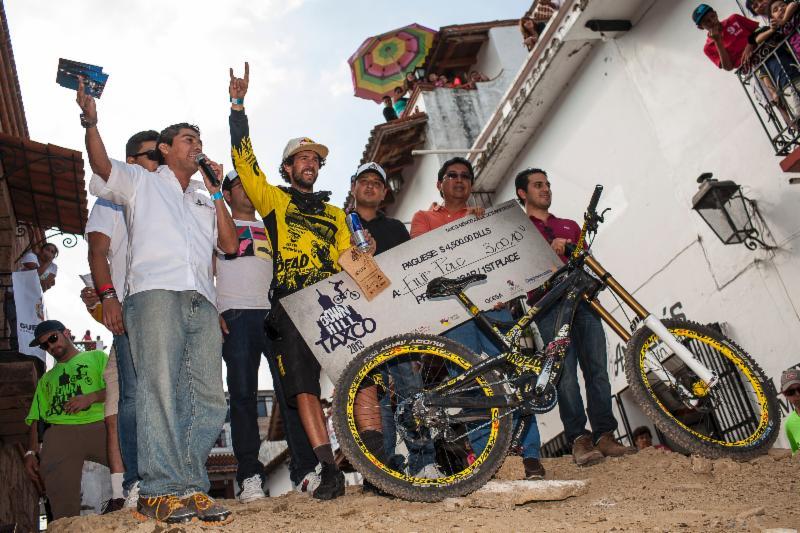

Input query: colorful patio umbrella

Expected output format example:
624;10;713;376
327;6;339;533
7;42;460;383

348;23;437;103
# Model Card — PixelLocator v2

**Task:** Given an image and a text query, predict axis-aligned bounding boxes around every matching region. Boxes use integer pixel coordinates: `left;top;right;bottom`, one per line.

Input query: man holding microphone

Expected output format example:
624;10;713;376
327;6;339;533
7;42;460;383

77;78;237;524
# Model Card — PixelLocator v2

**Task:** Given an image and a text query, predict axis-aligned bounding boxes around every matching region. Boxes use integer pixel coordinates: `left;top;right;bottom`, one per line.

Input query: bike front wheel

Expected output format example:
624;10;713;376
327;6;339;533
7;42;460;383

624;319;780;459
332;333;513;502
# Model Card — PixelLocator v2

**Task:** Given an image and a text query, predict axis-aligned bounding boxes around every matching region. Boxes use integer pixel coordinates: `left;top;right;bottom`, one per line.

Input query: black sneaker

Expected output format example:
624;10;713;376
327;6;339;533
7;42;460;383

523;457;546;480
101;497;125;514
312;462;345;500
136;495;195;524
182;492;232;523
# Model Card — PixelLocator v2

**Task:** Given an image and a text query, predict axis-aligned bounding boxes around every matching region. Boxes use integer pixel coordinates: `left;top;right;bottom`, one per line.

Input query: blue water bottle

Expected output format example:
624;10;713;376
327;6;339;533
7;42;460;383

346;212;371;252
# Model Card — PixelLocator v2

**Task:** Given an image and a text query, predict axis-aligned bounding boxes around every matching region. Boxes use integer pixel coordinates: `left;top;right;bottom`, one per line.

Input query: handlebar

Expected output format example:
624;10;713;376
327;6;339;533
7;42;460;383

569;184;604;262
586;185;603;218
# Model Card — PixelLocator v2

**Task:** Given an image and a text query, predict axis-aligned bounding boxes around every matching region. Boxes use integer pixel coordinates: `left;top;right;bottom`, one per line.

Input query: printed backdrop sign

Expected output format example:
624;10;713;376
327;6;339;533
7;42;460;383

282;201;562;382
12;270;46;362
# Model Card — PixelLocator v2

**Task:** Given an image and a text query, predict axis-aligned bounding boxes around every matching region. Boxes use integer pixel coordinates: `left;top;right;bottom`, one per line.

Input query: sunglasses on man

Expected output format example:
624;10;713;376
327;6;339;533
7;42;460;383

441;171;473;182
38;333;60;351
784;387;800;397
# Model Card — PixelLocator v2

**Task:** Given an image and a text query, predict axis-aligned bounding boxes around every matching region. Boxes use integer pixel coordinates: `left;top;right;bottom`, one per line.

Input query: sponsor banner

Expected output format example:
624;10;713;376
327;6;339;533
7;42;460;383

282;201;562;382
12;270;46;362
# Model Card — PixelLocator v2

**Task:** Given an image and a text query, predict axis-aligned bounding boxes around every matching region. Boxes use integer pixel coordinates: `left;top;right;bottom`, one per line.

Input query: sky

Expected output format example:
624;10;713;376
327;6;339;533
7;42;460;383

5;0;530;385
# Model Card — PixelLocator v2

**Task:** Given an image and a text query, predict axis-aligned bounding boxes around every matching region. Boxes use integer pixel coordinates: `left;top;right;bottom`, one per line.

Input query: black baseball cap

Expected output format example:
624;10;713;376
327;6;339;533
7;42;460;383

29;320;66;347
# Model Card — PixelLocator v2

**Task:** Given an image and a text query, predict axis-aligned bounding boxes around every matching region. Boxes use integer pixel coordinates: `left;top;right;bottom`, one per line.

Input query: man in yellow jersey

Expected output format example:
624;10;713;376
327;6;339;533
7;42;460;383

228;63;375;500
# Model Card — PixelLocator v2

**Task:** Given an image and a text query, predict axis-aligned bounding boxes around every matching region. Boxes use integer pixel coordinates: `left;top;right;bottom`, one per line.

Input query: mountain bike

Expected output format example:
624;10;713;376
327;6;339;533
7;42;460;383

332;185;780;502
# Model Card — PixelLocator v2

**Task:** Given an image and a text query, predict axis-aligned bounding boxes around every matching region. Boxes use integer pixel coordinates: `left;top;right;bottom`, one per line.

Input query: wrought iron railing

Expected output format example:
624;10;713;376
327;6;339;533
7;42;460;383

737;15;800;156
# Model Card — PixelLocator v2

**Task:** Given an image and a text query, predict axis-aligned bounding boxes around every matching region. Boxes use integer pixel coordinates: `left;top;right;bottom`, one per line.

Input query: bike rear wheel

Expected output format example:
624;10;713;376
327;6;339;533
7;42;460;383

624;319;780;459
332;333;513;502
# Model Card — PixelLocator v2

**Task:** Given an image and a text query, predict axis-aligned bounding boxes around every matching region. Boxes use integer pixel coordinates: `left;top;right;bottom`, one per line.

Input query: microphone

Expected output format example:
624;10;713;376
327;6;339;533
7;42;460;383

194;153;220;188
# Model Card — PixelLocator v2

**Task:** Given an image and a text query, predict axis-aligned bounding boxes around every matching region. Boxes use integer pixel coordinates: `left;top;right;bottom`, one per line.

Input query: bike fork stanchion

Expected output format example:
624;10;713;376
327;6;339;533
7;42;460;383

642;315;718;387
584;255;718;388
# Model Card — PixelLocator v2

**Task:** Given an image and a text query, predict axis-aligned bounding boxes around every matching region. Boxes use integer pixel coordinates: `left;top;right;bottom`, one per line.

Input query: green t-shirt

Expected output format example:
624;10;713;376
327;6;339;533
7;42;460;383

787;410;800;454
25;350;108;426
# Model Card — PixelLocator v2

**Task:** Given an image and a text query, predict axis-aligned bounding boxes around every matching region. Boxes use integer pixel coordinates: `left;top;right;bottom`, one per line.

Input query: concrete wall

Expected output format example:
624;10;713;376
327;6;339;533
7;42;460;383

492;0;800;448
474;26;529;80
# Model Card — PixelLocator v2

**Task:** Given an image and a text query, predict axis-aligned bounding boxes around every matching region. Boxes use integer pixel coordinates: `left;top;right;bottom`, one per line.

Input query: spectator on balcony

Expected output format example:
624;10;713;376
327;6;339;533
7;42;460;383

404;71;419;93
746;0;772;25
751;22;800;116
437;74;451;88
693;3;758;70
766;0;800;57
462;71;489;90
392;86;408;116
427;72;439;84
382;95;398;122
520;16;542;51
35;243;59;292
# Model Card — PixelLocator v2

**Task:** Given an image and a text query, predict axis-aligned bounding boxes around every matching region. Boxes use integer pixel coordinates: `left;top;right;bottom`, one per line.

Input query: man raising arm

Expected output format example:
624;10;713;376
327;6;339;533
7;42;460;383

76;79;236;524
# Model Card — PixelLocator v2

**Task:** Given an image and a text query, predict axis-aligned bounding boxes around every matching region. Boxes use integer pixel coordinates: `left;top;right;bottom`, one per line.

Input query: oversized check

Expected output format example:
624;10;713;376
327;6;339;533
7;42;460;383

282;201;561;382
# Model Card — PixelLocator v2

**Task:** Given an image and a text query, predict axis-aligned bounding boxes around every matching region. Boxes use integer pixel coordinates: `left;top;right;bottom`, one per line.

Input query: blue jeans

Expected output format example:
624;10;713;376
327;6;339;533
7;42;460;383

114;333;138;491
444;309;541;459
381;361;436;474
124;290;227;496
535;302;616;445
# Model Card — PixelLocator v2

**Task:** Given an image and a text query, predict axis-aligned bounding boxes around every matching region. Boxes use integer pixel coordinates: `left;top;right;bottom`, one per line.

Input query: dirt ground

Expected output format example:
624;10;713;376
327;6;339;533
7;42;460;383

49;448;800;532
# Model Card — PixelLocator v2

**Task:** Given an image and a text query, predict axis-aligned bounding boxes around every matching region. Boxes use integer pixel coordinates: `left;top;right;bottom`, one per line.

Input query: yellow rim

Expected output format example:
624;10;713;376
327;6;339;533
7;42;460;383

345;341;501;487
638;328;770;448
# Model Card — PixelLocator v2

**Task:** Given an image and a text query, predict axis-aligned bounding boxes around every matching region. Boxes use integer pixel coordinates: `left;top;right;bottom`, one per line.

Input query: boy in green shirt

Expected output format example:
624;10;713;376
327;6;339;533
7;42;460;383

23;320;109;520
781;368;800;454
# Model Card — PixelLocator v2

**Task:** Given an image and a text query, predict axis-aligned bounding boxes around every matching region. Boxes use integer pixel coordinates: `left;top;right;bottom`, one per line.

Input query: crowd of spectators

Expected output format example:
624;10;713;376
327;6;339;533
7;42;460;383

380;69;490;122
695;2;800;125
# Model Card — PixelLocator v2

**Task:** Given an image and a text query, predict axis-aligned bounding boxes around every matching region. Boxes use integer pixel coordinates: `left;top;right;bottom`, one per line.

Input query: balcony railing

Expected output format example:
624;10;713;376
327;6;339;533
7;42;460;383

737;17;800;156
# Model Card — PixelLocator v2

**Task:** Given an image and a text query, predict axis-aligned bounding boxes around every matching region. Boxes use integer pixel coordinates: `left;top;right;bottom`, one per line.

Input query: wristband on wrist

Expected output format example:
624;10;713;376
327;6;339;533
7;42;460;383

24;450;36;458
211;191;224;201
97;284;114;294
101;291;118;301
230;97;244;105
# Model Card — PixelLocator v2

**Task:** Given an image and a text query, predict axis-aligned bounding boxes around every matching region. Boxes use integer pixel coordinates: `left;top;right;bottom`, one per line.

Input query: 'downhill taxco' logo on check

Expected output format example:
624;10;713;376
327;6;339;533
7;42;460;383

314;289;376;355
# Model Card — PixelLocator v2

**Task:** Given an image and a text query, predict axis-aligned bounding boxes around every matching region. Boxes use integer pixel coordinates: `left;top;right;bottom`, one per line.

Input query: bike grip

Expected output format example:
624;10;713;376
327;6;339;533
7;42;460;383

588;185;603;213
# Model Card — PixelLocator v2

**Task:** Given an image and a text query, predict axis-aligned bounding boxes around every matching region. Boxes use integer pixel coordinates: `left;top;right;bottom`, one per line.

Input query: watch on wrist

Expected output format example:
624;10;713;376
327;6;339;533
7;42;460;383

24;450;37;458
80;113;97;129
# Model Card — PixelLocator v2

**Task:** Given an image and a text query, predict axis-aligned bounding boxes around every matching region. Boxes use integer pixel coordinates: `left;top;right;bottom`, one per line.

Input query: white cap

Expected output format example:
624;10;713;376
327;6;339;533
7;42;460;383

352;161;386;184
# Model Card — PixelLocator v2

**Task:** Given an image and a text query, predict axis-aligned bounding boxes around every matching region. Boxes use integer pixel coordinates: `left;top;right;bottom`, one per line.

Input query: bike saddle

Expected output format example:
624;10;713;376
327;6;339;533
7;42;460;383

425;274;487;298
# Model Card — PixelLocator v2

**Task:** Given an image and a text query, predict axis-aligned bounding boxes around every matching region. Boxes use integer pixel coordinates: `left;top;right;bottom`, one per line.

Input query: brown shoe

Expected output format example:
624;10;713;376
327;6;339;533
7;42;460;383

523;457;546;479
136;495;196;524
595;432;637;457
182;492;232;523
572;434;605;466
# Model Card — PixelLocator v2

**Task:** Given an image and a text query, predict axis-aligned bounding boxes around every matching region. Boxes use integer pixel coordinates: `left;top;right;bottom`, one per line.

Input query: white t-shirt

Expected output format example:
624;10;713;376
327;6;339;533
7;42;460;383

89;160;218;306
85;197;128;302
215;219;272;313
19;251;38;269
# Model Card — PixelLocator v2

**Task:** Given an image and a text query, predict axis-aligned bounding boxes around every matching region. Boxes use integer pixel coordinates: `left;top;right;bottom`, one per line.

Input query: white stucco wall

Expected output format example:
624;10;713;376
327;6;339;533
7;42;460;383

474;26;529;80
491;0;800;448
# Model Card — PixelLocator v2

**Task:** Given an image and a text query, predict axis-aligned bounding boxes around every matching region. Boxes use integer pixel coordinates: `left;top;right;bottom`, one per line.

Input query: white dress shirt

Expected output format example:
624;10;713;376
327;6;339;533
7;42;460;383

89;160;218;306
85;197;128;302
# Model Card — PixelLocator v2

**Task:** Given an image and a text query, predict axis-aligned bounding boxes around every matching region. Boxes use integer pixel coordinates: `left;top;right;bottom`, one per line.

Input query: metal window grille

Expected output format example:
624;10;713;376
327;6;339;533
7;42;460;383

737;16;800;156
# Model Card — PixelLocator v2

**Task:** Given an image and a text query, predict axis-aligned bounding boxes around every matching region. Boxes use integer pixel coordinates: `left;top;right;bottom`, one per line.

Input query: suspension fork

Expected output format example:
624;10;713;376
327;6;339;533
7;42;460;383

583;256;718;388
